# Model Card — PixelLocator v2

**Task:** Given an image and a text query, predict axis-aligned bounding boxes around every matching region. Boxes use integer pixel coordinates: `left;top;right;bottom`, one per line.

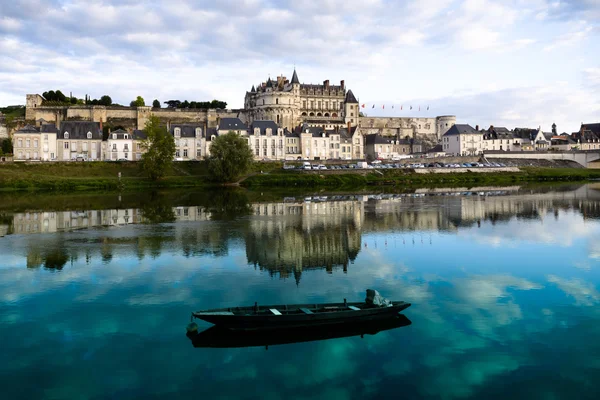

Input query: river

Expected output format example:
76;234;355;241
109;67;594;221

1;184;600;399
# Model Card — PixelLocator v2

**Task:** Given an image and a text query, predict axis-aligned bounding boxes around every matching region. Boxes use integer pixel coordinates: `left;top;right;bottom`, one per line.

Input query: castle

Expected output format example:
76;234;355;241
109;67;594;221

24;68;455;147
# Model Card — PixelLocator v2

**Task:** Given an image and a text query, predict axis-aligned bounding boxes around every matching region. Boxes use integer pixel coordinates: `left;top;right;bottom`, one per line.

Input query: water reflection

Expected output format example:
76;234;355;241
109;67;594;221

187;314;412;348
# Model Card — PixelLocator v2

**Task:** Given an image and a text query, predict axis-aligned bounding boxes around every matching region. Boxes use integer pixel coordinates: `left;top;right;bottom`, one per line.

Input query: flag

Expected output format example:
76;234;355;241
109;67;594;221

372;104;375;109
382;105;385;109
410;106;412;110
362;104;365;108
427;105;429;110
401;105;403;110
419;106;421;111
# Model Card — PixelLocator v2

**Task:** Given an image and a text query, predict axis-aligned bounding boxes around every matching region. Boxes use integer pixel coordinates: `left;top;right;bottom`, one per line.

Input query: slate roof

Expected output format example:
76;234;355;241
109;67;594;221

206;128;218;140
266;77;273;88
572;129;600;143
15;124;39;134
344;90;358;104
365;134;398;145
218;118;247;131
59;121;102;139
284;128;299;138
443;124;478;136
108;129;132;140
40;124;58;134
427;144;444;153
291;69;300;84
249;120;280;135
581;123;600;136
250;85;256;92
171;124;203;138
132;130;147;140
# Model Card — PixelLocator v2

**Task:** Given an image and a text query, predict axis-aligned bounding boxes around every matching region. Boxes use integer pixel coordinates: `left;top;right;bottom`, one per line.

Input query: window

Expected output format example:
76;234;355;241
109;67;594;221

174;128;181;138
195;128;201;137
25;152;30;159
196;149;201;157
33;139;38;148
137;143;141;150
83;143;87;151
255;148;260;156
276;98;279;105
124;144;129;151
175;150;180;157
18;139;22;147
303;101;306;109
262;99;265;105
112;144;117;151
124;134;128;139
272;147;275;156
64;142;69;149
112;134;117;140
26;139;30;148
183;149;188;158
18;151;22;159
88;132;93;139
64;132;69;139
263;139;267;147
263;148;267;156
351;113;354;117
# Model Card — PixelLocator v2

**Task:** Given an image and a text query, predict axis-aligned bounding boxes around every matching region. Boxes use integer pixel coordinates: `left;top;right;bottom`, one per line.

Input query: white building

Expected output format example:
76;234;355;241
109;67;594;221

247;120;286;160
442;124;483;156
171;124;205;160
104;129;134;161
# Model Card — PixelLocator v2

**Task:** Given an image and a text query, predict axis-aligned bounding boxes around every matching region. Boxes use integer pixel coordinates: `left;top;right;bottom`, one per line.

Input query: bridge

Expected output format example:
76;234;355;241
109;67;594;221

484;151;600;168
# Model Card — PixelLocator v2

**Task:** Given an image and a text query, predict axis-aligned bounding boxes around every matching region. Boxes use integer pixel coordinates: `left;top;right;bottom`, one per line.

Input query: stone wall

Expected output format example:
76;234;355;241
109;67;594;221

26;100;245;130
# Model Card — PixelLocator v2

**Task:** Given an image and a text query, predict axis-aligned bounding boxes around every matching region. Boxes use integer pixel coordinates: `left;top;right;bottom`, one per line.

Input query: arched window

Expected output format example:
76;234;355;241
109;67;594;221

124;134;129;139
195;128;201;137
332;113;337;117
262;99;265;105
324;113;330;117
309;112;315;116
302;112;307;116
64;132;69;139
276;98;279;105
317;113;322;117
87;132;92;139
174;128;181;138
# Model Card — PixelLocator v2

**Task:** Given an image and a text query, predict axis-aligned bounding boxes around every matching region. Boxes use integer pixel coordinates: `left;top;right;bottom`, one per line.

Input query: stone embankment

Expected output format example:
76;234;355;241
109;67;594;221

413;167;520;174
482;158;583;168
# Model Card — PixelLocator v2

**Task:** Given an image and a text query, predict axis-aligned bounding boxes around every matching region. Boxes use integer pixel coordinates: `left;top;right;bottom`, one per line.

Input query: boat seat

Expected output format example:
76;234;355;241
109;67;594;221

348;306;360;311
269;309;282;315
299;307;313;314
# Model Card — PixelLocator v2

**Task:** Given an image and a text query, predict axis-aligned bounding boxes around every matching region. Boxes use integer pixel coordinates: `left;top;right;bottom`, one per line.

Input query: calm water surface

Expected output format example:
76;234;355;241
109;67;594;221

2;185;600;399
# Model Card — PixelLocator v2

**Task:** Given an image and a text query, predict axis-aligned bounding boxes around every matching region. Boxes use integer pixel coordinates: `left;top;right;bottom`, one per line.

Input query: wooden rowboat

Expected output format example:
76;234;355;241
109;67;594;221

187;314;412;348
192;297;411;330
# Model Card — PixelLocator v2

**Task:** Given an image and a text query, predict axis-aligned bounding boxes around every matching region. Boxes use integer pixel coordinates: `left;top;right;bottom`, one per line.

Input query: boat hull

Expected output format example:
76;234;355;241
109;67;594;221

193;301;411;330
187;314;412;348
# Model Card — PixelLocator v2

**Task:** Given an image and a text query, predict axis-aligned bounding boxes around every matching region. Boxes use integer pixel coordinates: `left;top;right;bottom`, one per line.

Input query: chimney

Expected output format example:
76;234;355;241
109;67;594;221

323;80;330;90
347;121;351;132
204;121;207;135
340;80;345;90
475;124;479;131
99;120;103;133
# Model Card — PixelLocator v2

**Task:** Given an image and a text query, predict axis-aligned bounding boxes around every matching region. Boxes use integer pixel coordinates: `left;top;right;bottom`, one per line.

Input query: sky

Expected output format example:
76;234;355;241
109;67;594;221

0;0;599;133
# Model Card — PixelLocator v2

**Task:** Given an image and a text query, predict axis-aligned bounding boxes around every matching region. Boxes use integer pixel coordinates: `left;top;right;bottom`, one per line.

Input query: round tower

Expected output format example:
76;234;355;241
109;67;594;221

436;115;456;140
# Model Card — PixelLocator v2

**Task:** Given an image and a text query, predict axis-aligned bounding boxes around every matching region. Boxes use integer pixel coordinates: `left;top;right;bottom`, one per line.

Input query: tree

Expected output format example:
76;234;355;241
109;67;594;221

140;115;176;181
152;99;161;108
99;95;112;106
208;131;254;183
1;139;13;155
55;90;67;103
130;96;145;107
164;100;181;108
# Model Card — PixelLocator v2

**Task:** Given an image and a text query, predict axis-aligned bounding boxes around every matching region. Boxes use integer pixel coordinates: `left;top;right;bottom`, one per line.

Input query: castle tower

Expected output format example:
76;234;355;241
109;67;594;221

343;90;359;127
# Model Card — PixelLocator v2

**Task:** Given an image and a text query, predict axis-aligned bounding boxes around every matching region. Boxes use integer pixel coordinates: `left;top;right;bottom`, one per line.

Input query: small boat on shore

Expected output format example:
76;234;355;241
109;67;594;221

191;289;410;330
187;314;412;348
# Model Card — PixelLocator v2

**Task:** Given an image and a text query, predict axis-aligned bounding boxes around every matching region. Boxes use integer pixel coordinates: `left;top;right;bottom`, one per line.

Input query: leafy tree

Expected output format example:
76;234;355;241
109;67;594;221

140;115;176;181
130;96;145;107
99;95;112;106
208;131;254;183
55;90;67;103
164;100;181;108
152;99;161;108
181;100;190;109
1;139;13;155
70;97;78;104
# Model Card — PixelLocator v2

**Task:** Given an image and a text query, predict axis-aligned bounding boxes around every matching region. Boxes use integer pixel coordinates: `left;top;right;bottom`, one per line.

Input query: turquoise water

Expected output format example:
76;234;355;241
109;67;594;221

2;185;600;399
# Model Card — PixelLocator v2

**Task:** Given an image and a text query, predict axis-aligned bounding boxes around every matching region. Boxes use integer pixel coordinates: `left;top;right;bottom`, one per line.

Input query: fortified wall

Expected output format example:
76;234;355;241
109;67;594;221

358;116;456;147
25;94;245;130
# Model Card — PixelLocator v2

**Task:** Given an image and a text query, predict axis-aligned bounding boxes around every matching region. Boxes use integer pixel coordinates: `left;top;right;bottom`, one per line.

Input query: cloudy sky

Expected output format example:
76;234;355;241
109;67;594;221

0;0;599;132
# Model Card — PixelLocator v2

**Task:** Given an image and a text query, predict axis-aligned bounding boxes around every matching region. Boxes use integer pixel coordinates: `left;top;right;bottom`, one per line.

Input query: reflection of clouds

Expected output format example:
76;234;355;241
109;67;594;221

462;211;600;248
548;275;600;306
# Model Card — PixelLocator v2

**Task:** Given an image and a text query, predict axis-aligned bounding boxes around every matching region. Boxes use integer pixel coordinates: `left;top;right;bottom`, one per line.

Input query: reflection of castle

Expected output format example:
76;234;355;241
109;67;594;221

245;201;363;283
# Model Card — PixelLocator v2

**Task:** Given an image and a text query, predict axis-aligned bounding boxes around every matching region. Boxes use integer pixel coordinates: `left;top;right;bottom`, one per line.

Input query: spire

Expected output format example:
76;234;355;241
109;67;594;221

266;77;273;88
345;89;358;104
291;68;299;84
251;85;255;92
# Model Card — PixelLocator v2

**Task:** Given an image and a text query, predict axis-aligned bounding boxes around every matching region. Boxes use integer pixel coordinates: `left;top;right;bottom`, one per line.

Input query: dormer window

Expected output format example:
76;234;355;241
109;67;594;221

254;128;260;135
112;134;117;140
195;128;201;137
64;132;69;139
174;128;181;138
124;134;128;139
87;132;92;139
211;135;216;141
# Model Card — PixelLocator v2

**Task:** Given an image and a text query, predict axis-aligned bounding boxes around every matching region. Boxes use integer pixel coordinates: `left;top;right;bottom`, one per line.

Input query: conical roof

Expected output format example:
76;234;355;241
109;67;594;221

251;85;255;92
345;89;358;104
291;69;300;84
266;77;273;88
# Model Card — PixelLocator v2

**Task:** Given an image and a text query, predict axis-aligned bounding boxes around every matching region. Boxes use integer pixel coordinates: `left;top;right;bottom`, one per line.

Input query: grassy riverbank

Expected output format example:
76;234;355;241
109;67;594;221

2;161;600;192
242;167;600;189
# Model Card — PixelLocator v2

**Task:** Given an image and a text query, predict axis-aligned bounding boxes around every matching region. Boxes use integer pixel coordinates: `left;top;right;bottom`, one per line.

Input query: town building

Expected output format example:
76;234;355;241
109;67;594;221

170;124;205;160
57;121;103;161
442;124;483;156
104;129;133;161
364;134;411;160
572;123;600;150
13;125;42;161
132;130;147;160
247;120;286;161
